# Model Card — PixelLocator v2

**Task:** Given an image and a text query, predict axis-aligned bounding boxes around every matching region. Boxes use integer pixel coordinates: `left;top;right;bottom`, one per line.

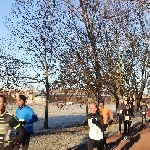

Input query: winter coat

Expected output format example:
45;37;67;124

122;108;134;121
16;105;38;134
140;105;148;114
98;107;113;124
87;111;104;140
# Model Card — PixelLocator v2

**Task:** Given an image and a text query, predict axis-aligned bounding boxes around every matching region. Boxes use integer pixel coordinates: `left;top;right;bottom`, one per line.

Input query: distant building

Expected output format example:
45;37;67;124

34;91;46;104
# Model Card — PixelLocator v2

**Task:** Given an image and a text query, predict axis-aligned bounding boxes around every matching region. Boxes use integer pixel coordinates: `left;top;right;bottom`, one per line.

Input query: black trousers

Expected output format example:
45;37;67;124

142;113;147;125
13;133;31;150
124;120;131;135
88;137;103;150
103;124;108;146
119;115;124;132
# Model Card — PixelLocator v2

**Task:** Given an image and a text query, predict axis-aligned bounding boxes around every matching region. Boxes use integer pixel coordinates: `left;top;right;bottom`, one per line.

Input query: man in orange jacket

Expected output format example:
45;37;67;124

98;100;114;149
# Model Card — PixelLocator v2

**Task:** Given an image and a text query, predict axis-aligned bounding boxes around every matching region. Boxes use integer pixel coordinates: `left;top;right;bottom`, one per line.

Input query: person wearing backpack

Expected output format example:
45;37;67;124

139;101;148;126
117;99;126;134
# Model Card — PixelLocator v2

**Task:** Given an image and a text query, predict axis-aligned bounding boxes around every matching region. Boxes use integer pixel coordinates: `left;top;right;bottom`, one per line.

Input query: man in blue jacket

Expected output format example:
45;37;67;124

15;95;38;150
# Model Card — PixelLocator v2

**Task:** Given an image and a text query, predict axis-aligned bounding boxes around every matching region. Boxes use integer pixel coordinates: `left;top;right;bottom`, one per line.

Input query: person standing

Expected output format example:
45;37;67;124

0;95;25;150
15;95;38;150
122;104;134;140
98;100;114;149
87;102;104;150
139;101;148;126
117;99;126;134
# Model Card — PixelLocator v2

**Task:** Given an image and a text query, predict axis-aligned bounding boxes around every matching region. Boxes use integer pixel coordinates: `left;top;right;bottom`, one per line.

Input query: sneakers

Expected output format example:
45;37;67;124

124;136;128;140
128;135;131;139
124;135;131;140
103;143;109;149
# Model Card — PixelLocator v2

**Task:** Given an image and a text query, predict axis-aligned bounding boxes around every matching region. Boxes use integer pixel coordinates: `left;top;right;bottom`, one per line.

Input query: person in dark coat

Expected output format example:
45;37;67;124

122;104;134;140
117;99;126;134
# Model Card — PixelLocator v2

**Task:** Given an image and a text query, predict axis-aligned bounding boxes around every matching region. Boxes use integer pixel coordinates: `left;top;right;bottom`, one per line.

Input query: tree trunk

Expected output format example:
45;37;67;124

85;93;89;122
97;91;101;106
134;79;144;112
130;95;134;112
85;104;88;120
114;95;119;112
43;36;49;129
44;64;49;129
134;94;141;112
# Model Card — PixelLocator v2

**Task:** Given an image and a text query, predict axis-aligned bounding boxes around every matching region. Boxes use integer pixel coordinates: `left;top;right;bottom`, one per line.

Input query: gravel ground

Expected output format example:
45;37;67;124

27;114;145;150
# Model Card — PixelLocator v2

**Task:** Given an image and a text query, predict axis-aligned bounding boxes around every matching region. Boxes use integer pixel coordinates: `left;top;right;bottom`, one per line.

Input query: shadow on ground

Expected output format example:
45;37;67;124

67;136;88;150
32;115;86;138
104;124;145;150
120;134;140;150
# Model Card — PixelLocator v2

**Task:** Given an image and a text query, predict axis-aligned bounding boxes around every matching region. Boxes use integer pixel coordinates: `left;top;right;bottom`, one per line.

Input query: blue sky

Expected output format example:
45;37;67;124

0;0;59;91
0;0;46;90
0;0;13;39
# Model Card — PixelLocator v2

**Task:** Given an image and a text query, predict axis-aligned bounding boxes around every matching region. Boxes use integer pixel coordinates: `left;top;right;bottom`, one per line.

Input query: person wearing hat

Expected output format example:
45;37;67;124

139;101;148;126
122;104;134;140
0;95;25;150
116;99;125;134
98;100;114;149
15;95;38;150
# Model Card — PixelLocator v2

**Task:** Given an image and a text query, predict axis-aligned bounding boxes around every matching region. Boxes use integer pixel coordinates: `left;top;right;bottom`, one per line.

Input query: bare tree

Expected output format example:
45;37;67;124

57;0;149;112
0;44;31;90
4;0;60;129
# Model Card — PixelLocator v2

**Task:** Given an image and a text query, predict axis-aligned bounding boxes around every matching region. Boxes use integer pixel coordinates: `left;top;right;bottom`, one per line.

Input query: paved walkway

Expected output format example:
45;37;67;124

72;123;150;150
105;123;150;150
